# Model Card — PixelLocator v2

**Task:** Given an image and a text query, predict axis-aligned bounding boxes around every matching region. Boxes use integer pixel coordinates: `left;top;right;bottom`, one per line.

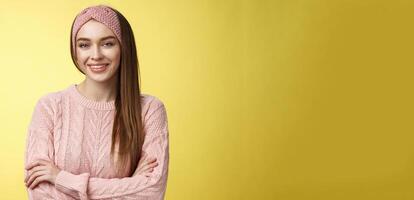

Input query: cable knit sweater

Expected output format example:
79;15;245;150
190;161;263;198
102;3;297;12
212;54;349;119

24;84;169;200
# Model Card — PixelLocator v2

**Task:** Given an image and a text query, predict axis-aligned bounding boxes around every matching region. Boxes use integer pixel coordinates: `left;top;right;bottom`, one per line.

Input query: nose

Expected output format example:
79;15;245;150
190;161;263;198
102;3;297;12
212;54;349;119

91;45;103;60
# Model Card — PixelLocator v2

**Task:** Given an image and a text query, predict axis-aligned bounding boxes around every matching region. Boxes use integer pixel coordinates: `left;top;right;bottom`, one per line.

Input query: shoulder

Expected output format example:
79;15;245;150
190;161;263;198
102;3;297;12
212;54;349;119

36;89;65;107
33;86;70;114
29;88;66;129
140;93;167;118
141;93;165;109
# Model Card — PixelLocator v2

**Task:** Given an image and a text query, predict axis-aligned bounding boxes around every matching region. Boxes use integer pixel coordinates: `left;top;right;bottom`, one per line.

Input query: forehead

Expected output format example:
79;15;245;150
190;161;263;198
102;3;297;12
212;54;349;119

76;20;116;40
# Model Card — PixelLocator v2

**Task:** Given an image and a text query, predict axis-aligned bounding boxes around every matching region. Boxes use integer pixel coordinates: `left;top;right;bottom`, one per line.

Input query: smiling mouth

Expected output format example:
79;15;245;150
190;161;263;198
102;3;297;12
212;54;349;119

88;64;109;72
88;64;109;69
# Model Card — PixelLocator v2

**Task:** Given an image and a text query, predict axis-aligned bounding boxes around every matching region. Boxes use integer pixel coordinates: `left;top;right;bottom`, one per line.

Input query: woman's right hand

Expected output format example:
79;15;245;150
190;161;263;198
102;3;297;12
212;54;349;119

133;155;158;177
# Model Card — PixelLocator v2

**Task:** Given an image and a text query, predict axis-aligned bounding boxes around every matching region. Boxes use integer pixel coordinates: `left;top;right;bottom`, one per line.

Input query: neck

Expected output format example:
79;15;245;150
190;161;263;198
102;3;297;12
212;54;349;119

76;78;118;102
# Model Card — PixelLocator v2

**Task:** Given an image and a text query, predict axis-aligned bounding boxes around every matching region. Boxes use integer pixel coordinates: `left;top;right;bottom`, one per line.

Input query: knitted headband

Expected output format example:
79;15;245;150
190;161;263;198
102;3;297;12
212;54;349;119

71;5;122;52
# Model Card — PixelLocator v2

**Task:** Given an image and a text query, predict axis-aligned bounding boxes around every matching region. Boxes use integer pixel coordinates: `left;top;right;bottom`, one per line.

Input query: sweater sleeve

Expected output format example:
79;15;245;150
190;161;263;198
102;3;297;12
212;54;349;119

24;95;83;200
54;102;170;200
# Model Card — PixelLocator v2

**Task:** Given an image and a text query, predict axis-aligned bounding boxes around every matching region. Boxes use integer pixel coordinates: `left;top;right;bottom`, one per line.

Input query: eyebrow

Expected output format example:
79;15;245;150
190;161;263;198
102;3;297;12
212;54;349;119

77;36;116;42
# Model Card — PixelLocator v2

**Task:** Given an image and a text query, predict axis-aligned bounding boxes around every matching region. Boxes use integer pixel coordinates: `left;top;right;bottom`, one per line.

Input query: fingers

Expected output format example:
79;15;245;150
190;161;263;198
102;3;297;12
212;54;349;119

28;174;48;189
137;157;157;171
25;165;46;183
142;165;157;177
141;161;158;172
143;157;157;166
143;157;158;170
139;158;157;172
138;161;158;177
24;160;58;189
133;156;159;176
26;170;47;189
146;157;157;162
138;167;155;178
141;156;157;164
144;167;154;174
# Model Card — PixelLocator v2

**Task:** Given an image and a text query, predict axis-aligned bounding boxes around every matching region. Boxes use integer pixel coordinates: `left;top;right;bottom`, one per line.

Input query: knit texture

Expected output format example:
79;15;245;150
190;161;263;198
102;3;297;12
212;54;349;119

24;84;169;200
71;5;122;53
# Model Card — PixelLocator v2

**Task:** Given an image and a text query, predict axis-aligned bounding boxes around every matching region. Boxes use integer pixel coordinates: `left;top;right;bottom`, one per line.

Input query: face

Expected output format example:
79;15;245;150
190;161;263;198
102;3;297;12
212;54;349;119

75;20;121;83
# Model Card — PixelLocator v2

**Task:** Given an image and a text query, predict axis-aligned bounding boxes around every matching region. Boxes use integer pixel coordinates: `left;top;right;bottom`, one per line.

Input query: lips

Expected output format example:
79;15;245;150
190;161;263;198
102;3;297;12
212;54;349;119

88;63;109;68
88;63;109;73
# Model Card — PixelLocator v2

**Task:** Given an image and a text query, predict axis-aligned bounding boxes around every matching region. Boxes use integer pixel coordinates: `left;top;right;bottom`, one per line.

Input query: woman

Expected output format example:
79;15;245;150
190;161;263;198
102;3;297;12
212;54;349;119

23;5;169;200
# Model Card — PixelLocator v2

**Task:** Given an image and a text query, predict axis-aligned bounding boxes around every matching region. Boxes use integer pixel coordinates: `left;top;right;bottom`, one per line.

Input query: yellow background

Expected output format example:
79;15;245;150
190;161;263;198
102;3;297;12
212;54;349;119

0;0;413;199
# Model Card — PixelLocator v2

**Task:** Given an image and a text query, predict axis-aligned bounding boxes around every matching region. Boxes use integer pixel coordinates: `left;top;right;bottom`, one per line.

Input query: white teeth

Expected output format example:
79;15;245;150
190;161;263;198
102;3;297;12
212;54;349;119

90;64;108;69
89;64;108;73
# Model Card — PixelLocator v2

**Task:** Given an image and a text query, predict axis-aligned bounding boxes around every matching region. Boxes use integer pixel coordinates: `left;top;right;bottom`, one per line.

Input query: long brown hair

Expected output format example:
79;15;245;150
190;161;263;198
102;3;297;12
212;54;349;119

69;7;144;177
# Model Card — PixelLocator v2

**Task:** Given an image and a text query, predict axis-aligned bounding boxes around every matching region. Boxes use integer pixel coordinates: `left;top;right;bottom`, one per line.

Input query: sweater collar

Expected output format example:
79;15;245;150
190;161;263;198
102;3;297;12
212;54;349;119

69;84;115;110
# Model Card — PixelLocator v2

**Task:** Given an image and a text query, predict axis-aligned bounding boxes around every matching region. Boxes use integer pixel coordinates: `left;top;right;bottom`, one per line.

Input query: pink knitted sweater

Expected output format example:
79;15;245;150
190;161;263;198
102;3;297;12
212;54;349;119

24;84;169;200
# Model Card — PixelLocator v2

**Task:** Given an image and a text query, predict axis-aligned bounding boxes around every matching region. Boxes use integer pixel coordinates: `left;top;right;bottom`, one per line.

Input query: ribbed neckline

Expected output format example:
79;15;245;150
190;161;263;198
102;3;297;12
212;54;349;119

68;84;115;110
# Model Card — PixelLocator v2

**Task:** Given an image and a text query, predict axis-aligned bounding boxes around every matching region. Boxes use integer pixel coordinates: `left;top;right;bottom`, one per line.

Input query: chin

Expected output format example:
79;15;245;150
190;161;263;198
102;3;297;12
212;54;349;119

87;72;118;83
88;75;113;83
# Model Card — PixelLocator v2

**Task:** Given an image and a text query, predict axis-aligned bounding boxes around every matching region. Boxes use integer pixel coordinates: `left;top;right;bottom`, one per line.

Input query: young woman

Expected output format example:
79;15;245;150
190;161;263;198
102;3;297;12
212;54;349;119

23;5;169;200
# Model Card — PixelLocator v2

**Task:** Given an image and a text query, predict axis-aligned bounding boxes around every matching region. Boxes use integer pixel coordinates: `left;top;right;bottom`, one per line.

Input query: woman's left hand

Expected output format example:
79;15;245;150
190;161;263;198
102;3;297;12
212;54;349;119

24;159;61;189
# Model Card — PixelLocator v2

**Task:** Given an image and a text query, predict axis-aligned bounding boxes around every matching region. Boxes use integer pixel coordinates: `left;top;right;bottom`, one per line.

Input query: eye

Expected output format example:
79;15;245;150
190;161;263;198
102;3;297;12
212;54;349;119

78;43;89;48
104;42;114;47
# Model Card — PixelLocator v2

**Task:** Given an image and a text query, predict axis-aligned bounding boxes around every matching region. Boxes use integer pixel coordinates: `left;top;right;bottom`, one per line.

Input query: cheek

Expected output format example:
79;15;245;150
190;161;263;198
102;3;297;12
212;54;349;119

115;53;121;64
76;51;88;65
106;49;121;64
113;47;121;60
